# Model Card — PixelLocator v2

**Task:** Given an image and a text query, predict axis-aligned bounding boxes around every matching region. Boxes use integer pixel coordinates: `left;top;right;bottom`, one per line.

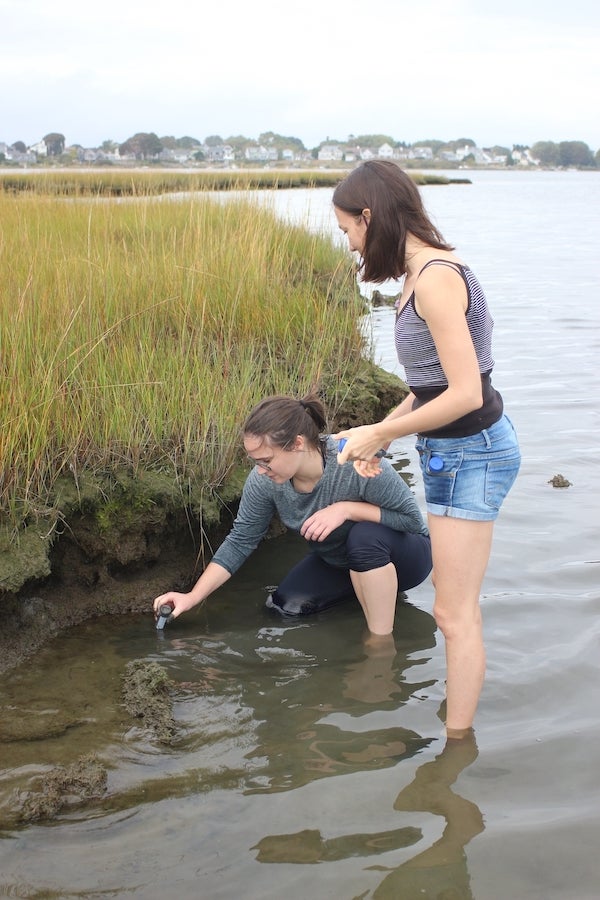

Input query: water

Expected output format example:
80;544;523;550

1;171;599;899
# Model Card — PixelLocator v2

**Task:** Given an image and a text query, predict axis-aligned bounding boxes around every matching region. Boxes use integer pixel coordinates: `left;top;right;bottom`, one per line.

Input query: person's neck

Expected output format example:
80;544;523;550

404;237;433;278
292;447;324;492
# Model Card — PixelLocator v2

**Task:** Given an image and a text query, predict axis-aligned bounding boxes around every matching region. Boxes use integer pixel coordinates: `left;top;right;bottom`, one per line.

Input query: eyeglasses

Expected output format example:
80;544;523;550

246;455;274;472
246;441;299;472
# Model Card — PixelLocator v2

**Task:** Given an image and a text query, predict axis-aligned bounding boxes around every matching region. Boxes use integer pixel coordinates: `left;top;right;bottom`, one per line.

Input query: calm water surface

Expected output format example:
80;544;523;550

1;171;599;899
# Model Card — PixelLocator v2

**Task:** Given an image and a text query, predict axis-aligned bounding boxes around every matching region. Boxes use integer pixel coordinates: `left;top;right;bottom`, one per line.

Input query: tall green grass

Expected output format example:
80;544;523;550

1;190;366;531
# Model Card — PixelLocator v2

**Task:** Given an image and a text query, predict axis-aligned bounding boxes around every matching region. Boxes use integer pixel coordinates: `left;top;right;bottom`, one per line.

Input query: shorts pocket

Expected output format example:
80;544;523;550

417;446;463;478
484;458;520;510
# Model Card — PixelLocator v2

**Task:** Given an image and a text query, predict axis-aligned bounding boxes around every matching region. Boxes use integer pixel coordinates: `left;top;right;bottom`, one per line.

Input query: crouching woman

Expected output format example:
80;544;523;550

153;394;432;635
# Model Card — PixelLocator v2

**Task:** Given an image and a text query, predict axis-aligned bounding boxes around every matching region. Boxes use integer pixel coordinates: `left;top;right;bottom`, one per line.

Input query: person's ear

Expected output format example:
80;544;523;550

362;208;371;224
293;434;305;451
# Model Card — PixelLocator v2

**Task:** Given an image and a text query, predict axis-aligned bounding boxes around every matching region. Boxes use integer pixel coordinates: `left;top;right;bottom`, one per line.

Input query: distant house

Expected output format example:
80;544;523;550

409;146;433;160
29;139;48;157
79;148;99;163
1;142;37;164
159;148;194;163
455;144;491;163
483;149;508;165
378;142;394;159
512;148;538;166
318;144;344;162
203;144;235;163
244;145;278;162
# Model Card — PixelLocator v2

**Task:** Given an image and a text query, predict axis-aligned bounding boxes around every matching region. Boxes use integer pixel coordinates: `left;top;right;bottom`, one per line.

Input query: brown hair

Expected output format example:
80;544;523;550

332;160;453;283
242;394;327;450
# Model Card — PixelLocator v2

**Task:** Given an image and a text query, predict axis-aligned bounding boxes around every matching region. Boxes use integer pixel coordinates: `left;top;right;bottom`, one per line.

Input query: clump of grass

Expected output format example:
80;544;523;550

0;189;366;533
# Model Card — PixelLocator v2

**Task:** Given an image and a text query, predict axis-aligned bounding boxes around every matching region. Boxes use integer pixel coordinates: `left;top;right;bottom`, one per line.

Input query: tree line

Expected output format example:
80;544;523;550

2;132;599;168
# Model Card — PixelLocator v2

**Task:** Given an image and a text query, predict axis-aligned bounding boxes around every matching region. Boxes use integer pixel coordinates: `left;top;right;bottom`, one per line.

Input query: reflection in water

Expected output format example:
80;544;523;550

253;729;482;900
240;608;437;794
0;596;457;897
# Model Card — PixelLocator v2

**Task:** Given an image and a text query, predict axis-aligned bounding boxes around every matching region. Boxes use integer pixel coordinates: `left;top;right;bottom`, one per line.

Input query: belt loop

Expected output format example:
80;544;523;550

482;429;492;449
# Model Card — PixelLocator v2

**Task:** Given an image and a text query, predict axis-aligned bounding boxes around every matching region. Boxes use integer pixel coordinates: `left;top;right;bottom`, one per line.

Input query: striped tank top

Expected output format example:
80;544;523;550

395;260;503;437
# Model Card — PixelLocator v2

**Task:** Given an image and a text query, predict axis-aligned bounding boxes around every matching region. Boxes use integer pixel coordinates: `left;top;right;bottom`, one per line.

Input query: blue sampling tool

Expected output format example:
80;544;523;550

337;438;391;459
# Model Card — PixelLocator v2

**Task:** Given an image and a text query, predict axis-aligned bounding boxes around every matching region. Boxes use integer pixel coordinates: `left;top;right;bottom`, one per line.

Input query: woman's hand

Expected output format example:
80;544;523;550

352;458;383;478
333;426;386;478
301;503;349;541
152;591;199;621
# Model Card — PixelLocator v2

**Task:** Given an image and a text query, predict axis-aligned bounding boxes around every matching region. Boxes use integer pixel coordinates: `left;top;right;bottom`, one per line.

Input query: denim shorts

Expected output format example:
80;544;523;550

415;414;521;521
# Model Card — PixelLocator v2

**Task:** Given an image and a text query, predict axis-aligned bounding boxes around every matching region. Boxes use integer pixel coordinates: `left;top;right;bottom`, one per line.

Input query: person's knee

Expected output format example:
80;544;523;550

268;588;315;616
433;595;482;640
345;522;390;571
268;587;351;616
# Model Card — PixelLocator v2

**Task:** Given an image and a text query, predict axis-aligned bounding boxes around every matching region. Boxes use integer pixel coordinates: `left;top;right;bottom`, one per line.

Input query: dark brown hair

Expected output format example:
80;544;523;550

332;160;453;282
243;394;327;450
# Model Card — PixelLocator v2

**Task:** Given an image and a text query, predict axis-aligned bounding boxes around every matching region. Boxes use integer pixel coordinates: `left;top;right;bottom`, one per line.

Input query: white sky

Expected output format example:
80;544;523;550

1;0;599;151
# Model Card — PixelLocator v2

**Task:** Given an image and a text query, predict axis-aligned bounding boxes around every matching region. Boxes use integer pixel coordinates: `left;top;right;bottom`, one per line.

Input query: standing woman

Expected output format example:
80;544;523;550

332;161;520;735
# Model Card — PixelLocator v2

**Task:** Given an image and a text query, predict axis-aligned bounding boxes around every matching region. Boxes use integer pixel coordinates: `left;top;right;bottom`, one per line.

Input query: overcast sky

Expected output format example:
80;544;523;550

2;0;599;151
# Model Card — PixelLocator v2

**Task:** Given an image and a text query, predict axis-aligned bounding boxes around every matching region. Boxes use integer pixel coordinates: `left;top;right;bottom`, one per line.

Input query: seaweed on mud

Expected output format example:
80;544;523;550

20;753;108;822
121;659;178;744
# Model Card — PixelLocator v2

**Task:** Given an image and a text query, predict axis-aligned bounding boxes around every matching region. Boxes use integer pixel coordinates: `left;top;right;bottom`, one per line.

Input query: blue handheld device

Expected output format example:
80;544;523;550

338;438;390;459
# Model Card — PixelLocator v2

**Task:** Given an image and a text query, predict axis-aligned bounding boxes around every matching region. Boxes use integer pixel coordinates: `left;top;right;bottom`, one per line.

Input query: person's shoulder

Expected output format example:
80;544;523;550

381;461;417;494
244;467;274;495
418;254;466;279
323;435;338;454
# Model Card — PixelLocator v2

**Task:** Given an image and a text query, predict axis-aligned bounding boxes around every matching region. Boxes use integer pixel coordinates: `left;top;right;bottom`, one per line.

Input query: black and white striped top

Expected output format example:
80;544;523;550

394;260;495;390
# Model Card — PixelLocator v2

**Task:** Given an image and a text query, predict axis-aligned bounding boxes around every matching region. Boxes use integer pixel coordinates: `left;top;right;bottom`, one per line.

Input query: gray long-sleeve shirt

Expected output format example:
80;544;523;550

212;438;428;575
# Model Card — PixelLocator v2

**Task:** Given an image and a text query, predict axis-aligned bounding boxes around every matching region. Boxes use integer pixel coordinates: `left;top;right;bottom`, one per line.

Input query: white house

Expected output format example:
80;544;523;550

244;145;278;162
29;139;48;157
318;144;344;162
378;142;394;158
204;144;235;163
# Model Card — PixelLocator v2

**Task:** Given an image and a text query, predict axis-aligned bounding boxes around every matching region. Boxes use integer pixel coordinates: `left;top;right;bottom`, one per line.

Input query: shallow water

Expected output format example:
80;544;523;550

1;171;599;899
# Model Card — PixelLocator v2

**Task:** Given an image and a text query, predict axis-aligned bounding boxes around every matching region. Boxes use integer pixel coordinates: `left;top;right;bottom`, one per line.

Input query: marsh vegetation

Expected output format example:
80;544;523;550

0;168;462;197
1;176;406;595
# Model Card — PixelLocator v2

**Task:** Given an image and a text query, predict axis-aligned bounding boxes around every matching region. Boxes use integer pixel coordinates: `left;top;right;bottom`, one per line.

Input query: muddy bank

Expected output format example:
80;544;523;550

0;363;408;674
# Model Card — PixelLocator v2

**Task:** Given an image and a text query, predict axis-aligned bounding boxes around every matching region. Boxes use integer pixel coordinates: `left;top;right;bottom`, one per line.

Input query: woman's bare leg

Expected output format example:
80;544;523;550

427;514;494;732
350;562;398;635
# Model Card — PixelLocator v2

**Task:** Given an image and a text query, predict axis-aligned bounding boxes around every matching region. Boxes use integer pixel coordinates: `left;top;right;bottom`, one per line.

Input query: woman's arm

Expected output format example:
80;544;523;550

300;500;381;542
336;266;482;462
152;561;231;620
300;460;426;540
152;469;275;621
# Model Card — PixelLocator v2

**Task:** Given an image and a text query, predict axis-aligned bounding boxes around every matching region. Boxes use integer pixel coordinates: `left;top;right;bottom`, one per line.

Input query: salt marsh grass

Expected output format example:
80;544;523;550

0;169;460;198
1;189;364;530
0;169;341;197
